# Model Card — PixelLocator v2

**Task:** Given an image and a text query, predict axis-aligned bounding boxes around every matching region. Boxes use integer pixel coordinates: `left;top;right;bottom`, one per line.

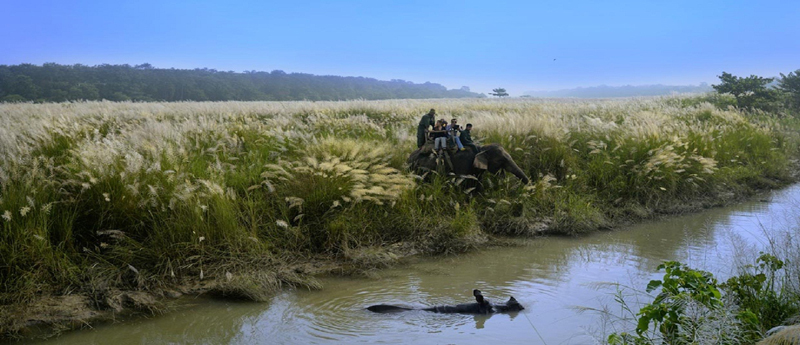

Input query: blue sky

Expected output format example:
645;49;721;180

2;0;799;95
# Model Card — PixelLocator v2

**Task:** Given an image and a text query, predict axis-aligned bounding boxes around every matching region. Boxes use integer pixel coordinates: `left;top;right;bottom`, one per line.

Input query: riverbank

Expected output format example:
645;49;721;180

2;96;799;340
6;178;797;341
19;182;800;345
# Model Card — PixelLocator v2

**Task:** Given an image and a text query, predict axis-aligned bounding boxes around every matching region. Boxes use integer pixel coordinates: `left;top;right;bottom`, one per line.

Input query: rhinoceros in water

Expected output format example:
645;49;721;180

366;289;524;315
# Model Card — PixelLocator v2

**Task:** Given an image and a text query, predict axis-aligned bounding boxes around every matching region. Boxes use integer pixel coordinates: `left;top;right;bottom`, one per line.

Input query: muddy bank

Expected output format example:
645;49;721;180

1;244;420;341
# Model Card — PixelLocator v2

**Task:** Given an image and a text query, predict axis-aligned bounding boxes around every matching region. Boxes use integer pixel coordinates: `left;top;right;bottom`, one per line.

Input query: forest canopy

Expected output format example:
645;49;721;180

0;63;484;102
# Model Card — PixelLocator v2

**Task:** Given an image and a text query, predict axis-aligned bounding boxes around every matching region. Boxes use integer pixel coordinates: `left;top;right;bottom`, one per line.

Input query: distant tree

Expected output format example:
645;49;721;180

11;75;39;100
68;84;100;100
712;72;775;109
107;92;131;102
490;88;509;98
1;94;27;103
778;69;800;110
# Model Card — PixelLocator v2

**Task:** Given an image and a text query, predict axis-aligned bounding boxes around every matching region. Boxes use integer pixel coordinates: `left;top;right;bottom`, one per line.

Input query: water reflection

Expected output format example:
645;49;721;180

29;184;800;345
26;298;267;345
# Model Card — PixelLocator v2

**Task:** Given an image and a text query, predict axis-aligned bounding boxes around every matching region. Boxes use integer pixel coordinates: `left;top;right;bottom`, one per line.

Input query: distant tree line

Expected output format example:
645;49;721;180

0;63;484;102
711;70;800;114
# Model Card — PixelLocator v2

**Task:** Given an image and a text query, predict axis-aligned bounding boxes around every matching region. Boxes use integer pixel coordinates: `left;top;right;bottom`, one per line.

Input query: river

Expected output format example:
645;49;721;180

28;184;800;344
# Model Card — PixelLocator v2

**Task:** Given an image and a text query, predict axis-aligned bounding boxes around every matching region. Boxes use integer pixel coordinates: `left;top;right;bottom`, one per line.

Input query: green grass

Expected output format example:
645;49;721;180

1;96;799;336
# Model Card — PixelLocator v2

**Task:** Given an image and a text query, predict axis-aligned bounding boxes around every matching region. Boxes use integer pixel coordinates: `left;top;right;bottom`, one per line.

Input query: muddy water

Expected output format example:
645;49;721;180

31;185;800;345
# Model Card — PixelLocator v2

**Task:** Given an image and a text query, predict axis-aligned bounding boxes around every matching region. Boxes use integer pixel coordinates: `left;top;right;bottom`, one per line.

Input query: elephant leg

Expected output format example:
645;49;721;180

443;152;454;171
460;176;483;194
435;157;448;175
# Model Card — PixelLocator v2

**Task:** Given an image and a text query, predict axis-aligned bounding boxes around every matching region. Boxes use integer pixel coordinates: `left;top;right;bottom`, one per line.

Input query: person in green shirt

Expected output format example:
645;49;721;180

417;109;436;148
460;123;478;153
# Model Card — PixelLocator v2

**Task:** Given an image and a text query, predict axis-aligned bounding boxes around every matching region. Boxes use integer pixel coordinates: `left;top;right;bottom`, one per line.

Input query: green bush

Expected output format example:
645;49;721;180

608;256;800;345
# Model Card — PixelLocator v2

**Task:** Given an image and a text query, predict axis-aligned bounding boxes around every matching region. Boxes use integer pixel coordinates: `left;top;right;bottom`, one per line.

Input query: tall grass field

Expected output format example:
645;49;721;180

1;96;798;334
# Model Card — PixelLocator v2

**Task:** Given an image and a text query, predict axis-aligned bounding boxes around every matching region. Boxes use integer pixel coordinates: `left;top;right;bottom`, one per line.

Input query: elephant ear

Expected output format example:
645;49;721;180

473;152;488;170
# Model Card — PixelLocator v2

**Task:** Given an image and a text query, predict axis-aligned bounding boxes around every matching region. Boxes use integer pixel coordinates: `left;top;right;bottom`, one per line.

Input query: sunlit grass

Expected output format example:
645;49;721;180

0;95;797;316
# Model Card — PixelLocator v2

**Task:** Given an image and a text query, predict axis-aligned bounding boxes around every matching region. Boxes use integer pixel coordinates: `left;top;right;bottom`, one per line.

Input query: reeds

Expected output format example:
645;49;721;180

0;96;797;315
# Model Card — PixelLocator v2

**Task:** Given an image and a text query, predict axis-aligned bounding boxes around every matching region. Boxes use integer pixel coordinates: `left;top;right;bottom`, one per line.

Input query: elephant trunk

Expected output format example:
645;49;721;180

504;159;530;184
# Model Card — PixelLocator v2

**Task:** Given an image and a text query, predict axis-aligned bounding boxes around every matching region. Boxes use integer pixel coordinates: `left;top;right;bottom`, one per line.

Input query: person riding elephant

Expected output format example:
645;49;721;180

446;118;466;151
417;109;437;148
460;123;478;153
407;142;530;189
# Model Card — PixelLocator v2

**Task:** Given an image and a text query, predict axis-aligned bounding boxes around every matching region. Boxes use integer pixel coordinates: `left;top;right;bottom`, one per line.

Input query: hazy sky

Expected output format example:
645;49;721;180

2;0;799;95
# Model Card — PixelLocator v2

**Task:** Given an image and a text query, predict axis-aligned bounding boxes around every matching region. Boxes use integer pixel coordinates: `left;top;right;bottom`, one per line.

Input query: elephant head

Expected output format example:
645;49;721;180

407;143;529;185
472;144;530;184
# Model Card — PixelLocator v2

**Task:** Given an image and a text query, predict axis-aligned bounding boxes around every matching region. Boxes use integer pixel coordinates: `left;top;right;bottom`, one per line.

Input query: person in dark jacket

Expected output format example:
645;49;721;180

460;123;478;153
417;109;436;148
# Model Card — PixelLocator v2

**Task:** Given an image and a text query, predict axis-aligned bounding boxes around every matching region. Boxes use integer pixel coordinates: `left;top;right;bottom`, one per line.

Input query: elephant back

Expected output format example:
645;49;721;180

407;143;435;167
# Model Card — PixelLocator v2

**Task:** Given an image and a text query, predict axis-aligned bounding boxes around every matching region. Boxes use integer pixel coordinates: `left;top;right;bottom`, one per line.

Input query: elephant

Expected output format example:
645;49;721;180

367;289;524;315
407;143;530;187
